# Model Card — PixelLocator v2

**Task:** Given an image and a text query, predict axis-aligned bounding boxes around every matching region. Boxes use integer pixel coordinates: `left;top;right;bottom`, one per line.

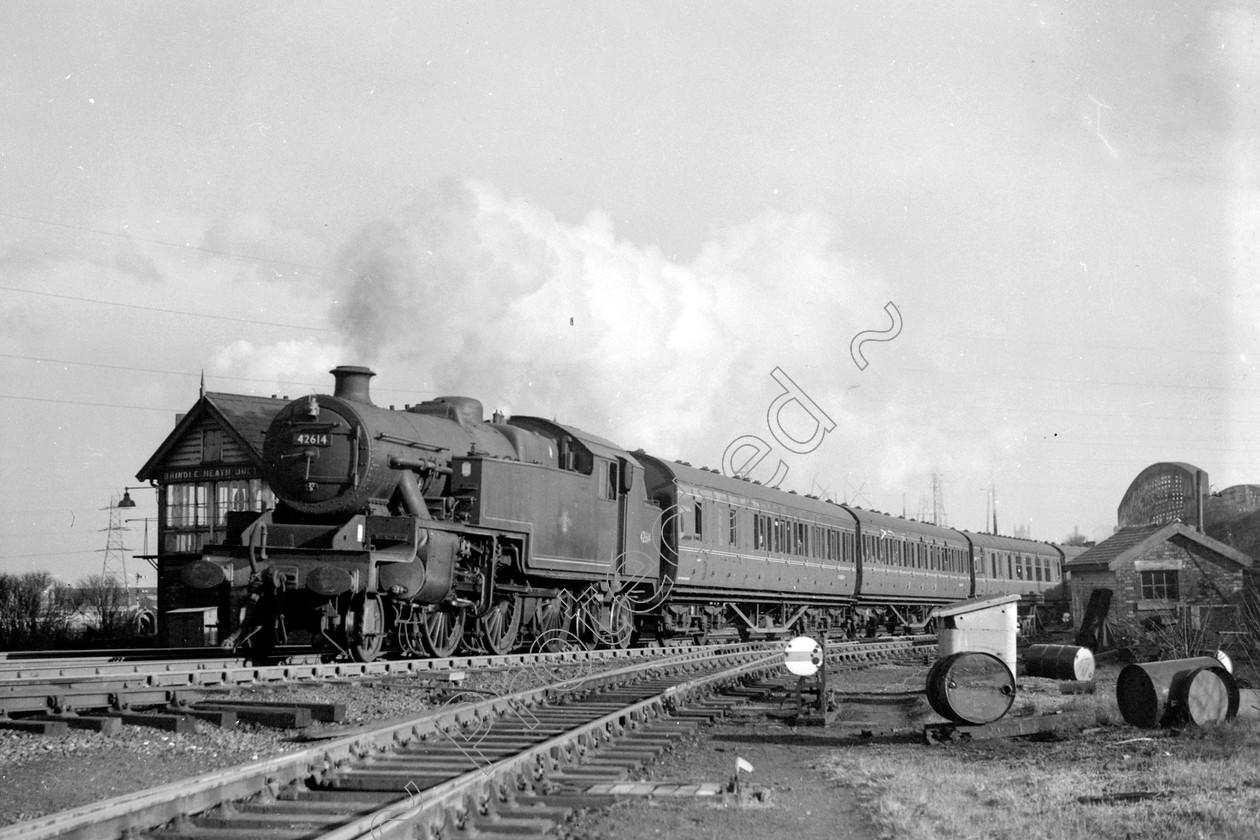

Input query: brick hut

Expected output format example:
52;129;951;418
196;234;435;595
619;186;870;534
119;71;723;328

1067;462;1258;651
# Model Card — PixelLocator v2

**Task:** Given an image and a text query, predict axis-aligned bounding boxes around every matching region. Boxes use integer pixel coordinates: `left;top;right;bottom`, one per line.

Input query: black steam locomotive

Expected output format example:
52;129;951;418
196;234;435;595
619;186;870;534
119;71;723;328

183;366;1069;661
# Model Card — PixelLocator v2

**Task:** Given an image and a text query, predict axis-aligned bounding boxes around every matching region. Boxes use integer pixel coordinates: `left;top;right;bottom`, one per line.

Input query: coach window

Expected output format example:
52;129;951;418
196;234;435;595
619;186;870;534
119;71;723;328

694;501;704;541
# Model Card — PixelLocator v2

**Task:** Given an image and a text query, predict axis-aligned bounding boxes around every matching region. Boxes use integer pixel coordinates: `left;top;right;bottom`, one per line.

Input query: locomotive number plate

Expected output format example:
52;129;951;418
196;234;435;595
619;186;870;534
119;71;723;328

293;432;331;446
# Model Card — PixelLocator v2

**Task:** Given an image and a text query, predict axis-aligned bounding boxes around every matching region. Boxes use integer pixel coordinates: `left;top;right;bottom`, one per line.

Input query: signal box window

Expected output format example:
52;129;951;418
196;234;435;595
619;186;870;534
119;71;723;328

165;479;273;553
201;429;224;463
1140;570;1179;601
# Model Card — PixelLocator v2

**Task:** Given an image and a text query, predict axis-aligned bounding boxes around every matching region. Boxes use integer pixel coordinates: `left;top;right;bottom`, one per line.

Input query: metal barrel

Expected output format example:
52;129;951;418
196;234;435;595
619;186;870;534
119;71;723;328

1169;667;1239;727
1115;656;1239;728
1024;644;1096;682
1238;689;1260;719
925;651;1016;725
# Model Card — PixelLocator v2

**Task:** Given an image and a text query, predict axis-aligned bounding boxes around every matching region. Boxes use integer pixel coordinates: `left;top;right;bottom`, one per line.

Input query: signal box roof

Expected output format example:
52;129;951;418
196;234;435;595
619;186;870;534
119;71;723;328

136;391;291;482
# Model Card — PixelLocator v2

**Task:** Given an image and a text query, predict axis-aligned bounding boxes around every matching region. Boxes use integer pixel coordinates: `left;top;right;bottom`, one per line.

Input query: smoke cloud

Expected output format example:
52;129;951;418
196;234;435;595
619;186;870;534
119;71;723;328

227;179;1018;521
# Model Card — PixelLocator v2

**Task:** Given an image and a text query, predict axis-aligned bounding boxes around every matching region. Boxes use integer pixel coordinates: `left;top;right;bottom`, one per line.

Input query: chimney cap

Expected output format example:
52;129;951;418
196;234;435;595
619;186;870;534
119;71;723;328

330;365;377;404
330;365;376;377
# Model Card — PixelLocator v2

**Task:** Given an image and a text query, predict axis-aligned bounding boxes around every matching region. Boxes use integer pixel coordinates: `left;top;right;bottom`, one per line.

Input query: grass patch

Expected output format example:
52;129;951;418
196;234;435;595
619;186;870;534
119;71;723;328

820;718;1260;840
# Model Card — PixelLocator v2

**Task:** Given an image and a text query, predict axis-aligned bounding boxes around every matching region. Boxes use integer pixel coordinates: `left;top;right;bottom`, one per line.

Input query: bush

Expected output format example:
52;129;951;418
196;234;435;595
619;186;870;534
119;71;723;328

0;571;74;649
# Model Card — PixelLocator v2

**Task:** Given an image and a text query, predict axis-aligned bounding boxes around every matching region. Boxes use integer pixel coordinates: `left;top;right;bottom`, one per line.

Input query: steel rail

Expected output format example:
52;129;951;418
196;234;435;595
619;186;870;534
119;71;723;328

0;642;727;718
0;644;690;685
0;634;931;719
0;633;930;686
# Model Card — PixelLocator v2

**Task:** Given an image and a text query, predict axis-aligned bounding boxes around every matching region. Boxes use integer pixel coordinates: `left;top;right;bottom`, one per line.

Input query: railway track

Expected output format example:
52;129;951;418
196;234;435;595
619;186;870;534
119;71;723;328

0;641;700;725
0;637;929;840
1;634;927;726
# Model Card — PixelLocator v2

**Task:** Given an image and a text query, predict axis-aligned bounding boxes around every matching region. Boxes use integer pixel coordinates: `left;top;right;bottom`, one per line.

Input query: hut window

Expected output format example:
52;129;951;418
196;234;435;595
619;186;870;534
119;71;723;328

1140;570;1179;601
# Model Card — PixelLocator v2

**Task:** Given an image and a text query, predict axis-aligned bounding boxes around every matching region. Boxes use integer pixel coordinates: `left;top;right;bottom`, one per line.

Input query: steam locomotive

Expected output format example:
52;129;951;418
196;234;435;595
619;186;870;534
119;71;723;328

182;366;1070;661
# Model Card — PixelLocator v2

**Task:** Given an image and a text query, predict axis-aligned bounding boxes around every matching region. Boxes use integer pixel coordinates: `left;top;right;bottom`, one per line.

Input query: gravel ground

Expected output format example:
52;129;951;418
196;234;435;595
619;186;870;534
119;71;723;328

559;661;932;840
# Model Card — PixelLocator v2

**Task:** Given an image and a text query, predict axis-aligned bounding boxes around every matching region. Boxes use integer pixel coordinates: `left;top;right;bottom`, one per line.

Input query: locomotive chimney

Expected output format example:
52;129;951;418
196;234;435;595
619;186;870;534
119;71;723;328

330;365;376;404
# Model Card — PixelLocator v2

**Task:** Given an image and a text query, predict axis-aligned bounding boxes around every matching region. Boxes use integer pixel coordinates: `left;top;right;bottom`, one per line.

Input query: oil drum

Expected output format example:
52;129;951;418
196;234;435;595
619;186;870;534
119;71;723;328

1024;644;1095;682
1115;656;1239;728
1168;667;1239;727
925;651;1016;725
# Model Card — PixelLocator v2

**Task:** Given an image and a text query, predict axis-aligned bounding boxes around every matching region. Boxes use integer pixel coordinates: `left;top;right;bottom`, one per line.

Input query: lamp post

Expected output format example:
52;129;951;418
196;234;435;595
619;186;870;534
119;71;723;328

116;485;158;595
117;485;154;509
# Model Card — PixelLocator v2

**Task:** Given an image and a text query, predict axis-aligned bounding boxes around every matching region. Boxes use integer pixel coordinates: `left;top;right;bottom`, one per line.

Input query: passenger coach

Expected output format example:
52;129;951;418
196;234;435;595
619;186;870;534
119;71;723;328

636;455;858;640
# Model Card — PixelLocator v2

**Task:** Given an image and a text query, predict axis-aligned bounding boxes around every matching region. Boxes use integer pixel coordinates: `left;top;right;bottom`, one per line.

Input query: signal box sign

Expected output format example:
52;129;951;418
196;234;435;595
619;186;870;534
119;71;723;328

163;465;261;482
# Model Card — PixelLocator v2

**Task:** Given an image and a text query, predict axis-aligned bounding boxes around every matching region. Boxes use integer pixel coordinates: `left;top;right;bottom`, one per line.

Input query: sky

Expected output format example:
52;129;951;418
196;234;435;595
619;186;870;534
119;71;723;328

1;2;1257;585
